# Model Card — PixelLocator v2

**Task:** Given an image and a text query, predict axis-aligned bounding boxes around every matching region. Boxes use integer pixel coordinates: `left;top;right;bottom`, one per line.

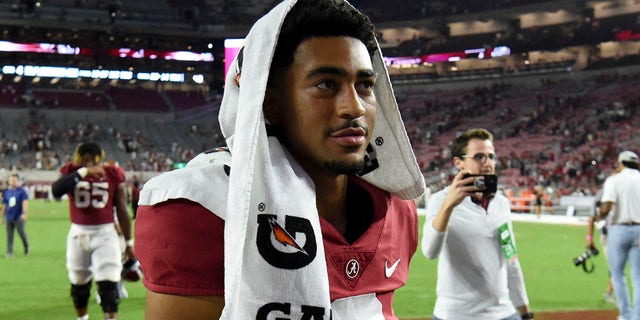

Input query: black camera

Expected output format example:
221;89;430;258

573;247;599;273
463;174;498;194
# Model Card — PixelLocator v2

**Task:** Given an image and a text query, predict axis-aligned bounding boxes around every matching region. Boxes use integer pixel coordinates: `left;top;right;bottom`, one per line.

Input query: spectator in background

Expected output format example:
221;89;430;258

534;185;544;218
594;150;640;320
1;173;29;258
421;128;533;320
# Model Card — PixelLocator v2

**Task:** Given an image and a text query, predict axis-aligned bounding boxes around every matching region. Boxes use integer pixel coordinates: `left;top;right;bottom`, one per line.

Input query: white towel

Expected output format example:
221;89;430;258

218;0;425;318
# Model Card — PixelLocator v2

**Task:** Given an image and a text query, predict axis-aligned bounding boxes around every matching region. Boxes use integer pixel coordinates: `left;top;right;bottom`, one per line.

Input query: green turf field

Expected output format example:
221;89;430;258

0;200;147;320
0;200;617;319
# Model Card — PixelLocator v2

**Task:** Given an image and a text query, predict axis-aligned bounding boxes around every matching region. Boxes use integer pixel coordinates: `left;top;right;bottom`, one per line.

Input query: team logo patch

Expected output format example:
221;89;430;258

256;214;317;269
345;258;360;279
329;252;375;288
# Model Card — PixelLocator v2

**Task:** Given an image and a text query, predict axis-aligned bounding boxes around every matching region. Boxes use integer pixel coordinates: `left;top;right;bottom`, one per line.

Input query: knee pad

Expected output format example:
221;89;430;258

96;281;120;313
70;282;92;309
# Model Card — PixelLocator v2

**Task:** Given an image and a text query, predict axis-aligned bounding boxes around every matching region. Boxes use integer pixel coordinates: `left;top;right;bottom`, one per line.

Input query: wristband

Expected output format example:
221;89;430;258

125;239;134;247
77;167;88;178
521;312;534;320
586;235;593;241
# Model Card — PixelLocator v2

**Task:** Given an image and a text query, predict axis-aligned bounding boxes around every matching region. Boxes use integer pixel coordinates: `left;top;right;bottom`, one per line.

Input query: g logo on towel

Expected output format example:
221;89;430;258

256;302;326;319
257;214;317;269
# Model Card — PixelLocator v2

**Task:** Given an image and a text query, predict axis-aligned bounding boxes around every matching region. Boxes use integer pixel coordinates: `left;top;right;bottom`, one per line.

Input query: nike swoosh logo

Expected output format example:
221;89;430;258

385;259;401;278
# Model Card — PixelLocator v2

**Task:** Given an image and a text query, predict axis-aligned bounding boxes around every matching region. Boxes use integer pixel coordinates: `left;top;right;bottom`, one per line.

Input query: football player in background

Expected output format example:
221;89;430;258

96;204;142;305
52;142;133;320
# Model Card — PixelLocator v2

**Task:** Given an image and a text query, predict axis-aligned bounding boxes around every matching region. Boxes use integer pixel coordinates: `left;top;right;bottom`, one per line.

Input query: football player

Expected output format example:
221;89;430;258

134;0;425;319
52;142;133;320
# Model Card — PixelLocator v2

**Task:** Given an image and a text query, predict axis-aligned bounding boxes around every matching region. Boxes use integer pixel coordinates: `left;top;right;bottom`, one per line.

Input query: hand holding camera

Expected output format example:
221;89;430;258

573;246;599;273
462;174;498;194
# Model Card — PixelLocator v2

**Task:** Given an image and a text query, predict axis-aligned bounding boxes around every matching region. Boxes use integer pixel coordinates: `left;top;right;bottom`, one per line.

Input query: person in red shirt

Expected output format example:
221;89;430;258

135;0;425;318
52;142;133;320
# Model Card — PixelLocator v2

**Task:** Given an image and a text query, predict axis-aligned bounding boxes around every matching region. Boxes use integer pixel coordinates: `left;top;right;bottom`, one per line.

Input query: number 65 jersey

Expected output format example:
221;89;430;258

60;163;126;225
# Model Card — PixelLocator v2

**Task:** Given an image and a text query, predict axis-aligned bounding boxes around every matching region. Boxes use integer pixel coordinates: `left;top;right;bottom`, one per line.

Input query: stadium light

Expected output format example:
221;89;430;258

1;64;190;83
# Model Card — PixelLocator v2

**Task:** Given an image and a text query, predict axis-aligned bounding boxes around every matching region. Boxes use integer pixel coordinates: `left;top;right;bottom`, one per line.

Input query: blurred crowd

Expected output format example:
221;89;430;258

1;66;639;213
401;71;639;199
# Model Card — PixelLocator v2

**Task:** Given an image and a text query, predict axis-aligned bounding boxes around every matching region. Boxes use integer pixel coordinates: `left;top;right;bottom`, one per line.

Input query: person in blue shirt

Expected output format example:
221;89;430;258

2;173;29;257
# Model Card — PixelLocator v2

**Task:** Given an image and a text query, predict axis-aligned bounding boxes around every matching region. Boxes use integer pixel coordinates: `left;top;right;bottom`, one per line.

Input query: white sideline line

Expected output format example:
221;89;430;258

417;208;590;226
510;213;589;225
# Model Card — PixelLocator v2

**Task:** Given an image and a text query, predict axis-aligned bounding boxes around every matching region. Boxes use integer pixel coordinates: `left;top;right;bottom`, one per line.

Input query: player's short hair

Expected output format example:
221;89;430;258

451;128;494;160
73;142;105;165
269;0;377;85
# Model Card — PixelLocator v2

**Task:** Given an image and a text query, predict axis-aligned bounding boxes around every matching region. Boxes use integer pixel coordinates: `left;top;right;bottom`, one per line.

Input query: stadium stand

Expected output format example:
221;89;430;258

109;87;169;112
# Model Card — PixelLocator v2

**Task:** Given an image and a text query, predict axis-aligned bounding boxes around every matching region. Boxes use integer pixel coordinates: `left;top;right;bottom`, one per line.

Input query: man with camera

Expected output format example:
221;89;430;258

421;128;533;320
592;150;640;320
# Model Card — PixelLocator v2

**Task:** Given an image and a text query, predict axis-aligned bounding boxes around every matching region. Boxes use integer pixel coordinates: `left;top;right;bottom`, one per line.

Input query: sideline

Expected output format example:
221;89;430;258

402;309;619;320
510;212;589;226
417;208;590;226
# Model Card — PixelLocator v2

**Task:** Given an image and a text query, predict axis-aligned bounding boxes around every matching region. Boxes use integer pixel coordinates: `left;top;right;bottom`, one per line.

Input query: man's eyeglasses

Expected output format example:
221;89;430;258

462;153;497;164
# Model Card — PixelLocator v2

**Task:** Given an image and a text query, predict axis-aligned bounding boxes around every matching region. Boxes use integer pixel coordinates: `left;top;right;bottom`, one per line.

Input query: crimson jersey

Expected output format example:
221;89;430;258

135;178;417;319
60;163;126;225
321;178;417;318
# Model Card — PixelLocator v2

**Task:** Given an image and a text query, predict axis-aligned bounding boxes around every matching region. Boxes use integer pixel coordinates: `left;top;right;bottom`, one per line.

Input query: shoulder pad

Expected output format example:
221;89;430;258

139;152;230;219
187;148;231;169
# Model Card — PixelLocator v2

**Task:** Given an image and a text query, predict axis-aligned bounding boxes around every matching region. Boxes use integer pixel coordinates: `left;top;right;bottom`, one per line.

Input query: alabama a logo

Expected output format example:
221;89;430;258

345;258;360;279
257;214;317;269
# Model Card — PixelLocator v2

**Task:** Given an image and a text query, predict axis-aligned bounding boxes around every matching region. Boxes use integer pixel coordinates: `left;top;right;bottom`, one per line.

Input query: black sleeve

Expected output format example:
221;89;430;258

52;171;82;199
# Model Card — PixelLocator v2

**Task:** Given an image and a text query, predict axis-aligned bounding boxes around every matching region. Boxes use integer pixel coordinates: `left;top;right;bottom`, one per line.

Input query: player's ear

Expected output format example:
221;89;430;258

263;88;279;125
453;156;465;171
234;47;244;88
